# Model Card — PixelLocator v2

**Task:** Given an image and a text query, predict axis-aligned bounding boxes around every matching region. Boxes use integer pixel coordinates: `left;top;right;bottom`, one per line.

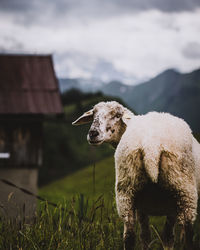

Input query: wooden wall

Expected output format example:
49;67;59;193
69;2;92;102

0;119;43;168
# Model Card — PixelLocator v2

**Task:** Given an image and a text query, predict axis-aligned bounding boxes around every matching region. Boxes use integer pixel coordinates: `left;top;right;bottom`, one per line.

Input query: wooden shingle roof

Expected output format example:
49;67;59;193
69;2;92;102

0;54;63;115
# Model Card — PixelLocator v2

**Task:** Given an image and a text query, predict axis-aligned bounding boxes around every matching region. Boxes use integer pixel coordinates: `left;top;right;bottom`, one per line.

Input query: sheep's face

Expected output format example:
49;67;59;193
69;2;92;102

88;102;127;146
72;101;133;147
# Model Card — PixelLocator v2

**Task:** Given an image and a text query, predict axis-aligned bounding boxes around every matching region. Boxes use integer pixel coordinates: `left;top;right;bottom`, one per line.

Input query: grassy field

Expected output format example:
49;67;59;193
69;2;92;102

39;157;115;204
0;157;125;250
1;156;200;249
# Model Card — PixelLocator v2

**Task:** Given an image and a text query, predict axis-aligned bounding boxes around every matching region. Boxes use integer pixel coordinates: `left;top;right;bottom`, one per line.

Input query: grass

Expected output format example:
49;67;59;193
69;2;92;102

39;157;115;204
0;196;124;250
1;157;200;249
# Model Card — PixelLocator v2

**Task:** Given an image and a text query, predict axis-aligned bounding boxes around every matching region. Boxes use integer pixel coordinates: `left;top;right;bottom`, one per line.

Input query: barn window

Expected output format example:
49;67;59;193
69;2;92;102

0;152;10;159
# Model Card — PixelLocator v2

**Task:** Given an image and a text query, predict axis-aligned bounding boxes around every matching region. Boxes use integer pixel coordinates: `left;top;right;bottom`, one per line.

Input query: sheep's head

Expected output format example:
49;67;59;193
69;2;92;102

72;101;133;147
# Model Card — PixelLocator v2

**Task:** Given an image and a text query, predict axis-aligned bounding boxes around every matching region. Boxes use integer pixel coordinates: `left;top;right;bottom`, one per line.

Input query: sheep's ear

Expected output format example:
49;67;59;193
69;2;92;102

121;111;132;125
72;109;94;126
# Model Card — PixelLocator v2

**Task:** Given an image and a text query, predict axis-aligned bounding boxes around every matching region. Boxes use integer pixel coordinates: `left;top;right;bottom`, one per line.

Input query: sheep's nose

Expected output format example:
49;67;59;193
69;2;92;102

89;130;99;139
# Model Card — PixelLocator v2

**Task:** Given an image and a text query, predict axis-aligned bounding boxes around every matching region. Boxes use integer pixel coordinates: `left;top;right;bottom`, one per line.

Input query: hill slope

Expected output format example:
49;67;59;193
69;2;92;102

39;157;115;203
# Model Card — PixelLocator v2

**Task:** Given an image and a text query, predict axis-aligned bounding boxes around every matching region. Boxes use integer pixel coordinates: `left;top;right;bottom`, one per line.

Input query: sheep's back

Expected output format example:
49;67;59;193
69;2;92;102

192;137;200;194
115;112;194;183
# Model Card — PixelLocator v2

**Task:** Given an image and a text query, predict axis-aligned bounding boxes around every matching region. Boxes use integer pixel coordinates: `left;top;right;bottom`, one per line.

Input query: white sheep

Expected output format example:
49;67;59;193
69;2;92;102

72;101;200;250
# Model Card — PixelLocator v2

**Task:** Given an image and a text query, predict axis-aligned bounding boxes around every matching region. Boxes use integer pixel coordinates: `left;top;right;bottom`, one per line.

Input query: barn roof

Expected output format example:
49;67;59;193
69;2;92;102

0;54;63;115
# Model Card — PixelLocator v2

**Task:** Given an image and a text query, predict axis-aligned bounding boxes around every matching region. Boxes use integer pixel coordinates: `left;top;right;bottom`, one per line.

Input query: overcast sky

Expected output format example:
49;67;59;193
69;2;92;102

0;0;200;84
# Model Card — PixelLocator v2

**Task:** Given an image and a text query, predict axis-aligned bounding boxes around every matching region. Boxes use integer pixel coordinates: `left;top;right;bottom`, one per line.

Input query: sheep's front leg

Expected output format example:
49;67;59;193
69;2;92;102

116;192;136;250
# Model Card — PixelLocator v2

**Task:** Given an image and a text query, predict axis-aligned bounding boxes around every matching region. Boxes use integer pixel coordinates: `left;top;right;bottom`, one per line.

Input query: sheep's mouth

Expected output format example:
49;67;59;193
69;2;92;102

88;139;104;146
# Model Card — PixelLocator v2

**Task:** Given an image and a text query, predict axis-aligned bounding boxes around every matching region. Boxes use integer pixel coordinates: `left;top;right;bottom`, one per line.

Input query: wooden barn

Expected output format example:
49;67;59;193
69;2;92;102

0;54;63;219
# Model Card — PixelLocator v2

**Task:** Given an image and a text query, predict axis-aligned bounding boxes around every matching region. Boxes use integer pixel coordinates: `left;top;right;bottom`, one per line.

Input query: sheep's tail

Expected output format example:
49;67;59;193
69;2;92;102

143;147;161;183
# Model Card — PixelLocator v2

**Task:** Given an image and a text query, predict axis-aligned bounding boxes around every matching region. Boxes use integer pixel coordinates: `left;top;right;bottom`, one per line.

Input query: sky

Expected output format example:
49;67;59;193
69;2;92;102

0;0;200;84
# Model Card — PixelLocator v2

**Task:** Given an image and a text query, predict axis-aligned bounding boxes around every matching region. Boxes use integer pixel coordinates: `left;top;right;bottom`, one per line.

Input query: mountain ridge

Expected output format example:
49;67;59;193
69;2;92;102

58;68;200;132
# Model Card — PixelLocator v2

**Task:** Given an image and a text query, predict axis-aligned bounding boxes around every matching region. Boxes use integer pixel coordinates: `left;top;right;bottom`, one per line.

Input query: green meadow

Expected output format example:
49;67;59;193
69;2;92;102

1;156;200;249
39;157;115;204
1;91;200;249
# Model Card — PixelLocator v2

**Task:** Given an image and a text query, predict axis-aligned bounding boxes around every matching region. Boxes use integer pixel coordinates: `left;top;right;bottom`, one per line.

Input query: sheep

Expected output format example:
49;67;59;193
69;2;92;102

72;101;200;250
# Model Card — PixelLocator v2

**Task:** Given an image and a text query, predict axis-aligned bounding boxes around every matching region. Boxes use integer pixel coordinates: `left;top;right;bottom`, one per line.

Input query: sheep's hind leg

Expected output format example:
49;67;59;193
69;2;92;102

175;190;197;250
123;210;136;250
184;221;194;250
162;216;176;250
159;151;197;250
138;212;151;250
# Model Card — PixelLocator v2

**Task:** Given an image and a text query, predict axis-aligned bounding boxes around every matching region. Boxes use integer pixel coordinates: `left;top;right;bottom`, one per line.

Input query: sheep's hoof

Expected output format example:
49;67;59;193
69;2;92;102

124;231;135;250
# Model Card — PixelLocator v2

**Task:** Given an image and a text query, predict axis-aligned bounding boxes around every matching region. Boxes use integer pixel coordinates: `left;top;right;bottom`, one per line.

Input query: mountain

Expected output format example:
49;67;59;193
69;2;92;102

58;78;80;93
58;68;200;133
99;80;132;100
126;68;200;133
59;77;104;93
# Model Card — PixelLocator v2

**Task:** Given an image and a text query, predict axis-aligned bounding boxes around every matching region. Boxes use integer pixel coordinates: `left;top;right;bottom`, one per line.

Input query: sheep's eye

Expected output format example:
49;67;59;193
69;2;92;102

115;113;121;118
106;126;111;131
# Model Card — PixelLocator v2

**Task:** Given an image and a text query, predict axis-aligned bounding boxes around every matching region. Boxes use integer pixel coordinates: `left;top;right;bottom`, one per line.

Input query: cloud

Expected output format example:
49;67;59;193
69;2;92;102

182;42;200;60
0;0;34;12
39;10;199;81
0;35;24;52
1;1;200;37
0;1;199;83
0;0;200;26
53;51;139;84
